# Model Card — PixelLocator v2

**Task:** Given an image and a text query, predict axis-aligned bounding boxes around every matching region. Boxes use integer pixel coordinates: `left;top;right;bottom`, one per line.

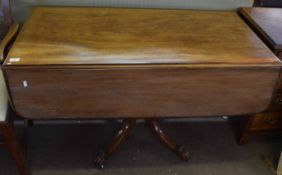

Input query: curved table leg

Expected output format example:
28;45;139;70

145;119;191;161
94;119;136;169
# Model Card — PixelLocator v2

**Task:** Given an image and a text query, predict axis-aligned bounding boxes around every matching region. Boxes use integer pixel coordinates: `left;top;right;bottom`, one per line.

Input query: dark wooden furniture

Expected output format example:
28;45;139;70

0;1;30;175
0;110;30;175
2;7;281;168
254;0;282;7
237;7;282;144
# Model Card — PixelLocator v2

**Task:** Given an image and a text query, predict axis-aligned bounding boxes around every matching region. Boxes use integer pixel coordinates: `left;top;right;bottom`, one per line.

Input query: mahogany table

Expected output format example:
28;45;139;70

2;7;281;168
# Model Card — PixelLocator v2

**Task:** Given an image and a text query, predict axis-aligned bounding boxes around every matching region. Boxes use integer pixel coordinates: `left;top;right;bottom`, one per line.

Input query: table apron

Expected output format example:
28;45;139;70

4;67;280;119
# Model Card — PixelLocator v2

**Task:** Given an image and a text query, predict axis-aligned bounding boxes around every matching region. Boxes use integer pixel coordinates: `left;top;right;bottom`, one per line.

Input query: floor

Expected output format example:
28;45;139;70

0;118;281;175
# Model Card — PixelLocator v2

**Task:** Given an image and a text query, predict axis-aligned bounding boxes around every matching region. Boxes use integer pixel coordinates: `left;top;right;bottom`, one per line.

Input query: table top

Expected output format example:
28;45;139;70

4;7;281;67
239;7;282;52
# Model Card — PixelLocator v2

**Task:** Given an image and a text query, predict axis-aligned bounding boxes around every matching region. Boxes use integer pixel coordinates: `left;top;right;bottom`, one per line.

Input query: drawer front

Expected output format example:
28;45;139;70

266;93;282;112
250;112;282;131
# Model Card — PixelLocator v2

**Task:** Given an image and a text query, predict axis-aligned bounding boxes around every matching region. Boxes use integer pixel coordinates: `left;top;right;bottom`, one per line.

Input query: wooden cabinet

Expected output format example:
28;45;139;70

250;112;282;131
238;8;282;144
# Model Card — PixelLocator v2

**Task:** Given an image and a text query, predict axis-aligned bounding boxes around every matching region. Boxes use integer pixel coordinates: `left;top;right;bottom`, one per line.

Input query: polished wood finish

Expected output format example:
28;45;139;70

3;7;282;120
239;8;282;53
237;7;282;144
3;7;281;168
94;119;190;168
146;119;190;161
4;67;280;119
94;119;136;169
4;7;280;66
0;120;30;175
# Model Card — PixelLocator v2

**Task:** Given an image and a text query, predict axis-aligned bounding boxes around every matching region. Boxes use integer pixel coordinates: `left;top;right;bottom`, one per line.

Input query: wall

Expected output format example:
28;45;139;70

11;0;254;22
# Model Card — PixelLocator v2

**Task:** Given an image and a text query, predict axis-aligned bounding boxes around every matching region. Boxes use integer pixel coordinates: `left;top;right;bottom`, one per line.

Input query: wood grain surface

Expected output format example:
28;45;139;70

4;7;281;67
3;7;282;119
239;7;282;52
5;67;280;119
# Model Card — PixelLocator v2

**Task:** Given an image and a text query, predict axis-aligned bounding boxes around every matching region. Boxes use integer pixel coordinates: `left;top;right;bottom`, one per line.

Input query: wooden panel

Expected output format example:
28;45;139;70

4;7;280;67
4;67;280;119
239;8;282;52
250;112;282;131
254;0;282;7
